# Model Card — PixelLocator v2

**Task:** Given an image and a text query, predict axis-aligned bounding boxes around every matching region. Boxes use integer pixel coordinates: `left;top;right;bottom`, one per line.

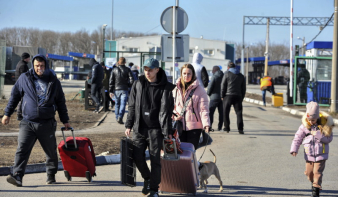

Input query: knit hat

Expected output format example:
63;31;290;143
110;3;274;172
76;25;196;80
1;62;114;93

306;101;320;119
129;62;134;67
21;52;30;60
131;65;138;71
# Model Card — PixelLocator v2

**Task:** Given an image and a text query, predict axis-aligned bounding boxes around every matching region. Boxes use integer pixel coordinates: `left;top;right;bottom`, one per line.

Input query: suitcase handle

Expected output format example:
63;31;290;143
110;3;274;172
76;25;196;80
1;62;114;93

61;127;77;149
162;138;179;160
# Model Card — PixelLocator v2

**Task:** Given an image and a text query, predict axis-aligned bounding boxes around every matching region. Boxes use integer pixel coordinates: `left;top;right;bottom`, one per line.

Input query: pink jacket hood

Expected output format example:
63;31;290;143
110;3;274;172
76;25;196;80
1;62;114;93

173;78;210;130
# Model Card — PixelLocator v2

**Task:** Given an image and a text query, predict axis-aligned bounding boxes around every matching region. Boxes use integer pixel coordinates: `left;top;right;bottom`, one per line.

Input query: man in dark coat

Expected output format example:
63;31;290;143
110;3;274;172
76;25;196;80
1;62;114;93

90;58;104;113
297;65;310;103
2;54;71;186
101;62;114;111
109;57;134;124
125;58;175;197
15;52;31;120
207;66;224;131
221;62;246;134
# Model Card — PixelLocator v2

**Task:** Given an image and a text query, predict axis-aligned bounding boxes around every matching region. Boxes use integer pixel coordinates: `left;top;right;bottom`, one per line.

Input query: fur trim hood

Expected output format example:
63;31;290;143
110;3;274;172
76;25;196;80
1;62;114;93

302;111;334;136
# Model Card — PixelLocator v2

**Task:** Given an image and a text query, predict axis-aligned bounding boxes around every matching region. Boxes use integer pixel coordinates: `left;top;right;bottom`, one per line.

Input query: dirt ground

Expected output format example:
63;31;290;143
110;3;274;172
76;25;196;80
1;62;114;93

0;92;125;167
0;92;336;167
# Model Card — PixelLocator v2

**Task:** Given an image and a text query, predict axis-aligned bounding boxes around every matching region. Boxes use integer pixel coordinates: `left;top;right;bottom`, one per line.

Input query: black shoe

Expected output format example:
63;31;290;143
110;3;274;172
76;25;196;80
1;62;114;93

98;105;104;113
223;128;230;133
142;179;150;195
218;127;222;131
17;114;23;121
147;190;159;197
117;117;124;124
6;174;22;187
238;130;244;134
312;186;320;197
46;174;56;184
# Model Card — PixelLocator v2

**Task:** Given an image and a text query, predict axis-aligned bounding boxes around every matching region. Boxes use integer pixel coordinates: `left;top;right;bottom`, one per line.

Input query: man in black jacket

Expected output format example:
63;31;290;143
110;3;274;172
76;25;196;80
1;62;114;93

15;52;31;120
125;58;175;197
2;54;71;186
109;57;134;124
207;66;224;131
221;62;246;134
90;58;104;113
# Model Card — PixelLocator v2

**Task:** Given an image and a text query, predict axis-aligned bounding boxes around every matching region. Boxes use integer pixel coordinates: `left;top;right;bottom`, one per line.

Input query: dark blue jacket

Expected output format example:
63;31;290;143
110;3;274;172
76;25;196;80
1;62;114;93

5;54;69;123
207;70;224;101
90;58;104;85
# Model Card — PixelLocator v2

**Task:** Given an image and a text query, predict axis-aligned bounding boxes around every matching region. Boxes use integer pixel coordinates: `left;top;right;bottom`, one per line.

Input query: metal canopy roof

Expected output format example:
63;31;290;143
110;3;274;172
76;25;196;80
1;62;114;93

46;53;73;61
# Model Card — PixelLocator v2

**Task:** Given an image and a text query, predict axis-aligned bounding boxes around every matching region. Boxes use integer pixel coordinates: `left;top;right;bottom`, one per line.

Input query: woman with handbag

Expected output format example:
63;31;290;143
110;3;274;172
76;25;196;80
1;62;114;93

173;63;210;150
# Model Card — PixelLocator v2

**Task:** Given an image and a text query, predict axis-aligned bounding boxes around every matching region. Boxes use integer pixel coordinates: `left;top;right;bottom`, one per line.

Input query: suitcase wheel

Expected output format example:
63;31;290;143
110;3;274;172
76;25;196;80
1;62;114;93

85;171;92;182
64;170;72;181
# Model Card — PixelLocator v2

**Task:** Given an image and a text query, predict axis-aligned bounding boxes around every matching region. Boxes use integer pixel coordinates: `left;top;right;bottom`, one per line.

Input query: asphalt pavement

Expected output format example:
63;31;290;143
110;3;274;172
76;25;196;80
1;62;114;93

1;81;338;196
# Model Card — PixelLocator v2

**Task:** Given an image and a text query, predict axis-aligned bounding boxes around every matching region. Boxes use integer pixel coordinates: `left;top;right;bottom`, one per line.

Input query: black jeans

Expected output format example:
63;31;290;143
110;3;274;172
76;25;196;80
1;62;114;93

209;99;223;130
180;129;202;150
91;83;102;110
223;95;244;131
133;128;163;192
104;90;114;110
14;119;58;176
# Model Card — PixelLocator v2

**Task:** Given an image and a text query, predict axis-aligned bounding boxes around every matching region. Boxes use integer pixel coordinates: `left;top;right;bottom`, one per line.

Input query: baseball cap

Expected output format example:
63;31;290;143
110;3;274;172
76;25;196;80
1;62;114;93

143;58;159;69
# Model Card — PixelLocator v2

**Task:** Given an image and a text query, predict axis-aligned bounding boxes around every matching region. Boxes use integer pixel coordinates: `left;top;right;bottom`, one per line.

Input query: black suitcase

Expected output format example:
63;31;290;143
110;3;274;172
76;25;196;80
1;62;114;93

120;137;136;187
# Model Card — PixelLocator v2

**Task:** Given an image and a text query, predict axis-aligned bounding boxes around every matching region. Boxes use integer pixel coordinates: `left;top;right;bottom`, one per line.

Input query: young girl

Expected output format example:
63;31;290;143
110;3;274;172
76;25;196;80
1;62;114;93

290;101;334;197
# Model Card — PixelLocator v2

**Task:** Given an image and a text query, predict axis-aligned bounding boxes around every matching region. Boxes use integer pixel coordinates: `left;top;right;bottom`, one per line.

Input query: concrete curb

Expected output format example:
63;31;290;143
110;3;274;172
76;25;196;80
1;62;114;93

244;97;338;125
0;151;149;176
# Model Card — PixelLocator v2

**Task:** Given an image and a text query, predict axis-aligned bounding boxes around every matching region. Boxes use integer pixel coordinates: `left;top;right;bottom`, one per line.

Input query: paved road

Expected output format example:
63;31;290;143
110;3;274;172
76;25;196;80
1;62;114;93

1;101;338;196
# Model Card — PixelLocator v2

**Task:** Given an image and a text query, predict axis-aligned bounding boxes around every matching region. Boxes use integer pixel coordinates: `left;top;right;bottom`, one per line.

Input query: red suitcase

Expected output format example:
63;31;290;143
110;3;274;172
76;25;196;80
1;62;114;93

58;127;96;182
159;141;199;195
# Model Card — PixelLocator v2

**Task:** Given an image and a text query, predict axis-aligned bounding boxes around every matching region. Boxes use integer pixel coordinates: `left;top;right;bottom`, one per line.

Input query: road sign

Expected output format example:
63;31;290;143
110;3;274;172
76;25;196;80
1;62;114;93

161;34;189;62
160;6;188;34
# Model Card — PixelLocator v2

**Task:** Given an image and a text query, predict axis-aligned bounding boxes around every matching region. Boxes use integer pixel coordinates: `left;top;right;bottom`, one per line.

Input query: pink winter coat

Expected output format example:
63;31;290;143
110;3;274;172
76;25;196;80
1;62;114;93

290;112;334;162
173;78;210;131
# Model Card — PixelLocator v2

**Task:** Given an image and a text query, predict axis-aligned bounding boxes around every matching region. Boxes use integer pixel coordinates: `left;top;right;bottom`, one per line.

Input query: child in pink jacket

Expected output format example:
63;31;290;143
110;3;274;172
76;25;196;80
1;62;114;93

290;102;334;197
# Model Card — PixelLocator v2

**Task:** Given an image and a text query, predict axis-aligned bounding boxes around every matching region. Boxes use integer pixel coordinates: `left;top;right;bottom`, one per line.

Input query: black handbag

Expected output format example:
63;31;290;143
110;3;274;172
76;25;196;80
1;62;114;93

198;129;213;149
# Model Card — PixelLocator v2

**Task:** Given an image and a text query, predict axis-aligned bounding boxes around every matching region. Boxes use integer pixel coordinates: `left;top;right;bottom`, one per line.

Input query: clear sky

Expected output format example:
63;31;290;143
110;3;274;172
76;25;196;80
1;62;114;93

0;0;335;45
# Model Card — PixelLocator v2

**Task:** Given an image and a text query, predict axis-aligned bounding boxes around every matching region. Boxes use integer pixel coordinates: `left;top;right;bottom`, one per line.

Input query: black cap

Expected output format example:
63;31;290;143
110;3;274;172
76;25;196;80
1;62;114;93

129;62;134;67
21;52;30;60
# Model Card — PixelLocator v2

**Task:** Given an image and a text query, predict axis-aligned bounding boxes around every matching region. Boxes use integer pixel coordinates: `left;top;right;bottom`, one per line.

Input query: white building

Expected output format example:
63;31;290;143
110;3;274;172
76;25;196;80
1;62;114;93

113;35;233;77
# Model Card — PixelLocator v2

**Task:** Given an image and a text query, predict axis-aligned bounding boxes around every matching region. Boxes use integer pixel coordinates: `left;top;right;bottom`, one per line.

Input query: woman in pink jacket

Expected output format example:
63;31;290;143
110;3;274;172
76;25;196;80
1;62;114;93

290;102;334;197
173;63;210;150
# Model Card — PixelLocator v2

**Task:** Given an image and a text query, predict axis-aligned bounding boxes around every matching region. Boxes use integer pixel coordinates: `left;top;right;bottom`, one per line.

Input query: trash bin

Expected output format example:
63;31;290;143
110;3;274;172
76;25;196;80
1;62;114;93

272;93;283;107
80;88;85;99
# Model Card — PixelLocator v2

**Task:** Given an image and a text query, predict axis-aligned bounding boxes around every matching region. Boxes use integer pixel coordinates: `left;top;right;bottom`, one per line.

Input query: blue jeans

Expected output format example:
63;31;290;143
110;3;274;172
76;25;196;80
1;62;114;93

262;86;275;104
114;90;128;120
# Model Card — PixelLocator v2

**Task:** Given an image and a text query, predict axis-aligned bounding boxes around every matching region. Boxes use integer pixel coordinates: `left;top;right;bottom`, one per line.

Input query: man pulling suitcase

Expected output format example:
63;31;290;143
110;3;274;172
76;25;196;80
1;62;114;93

125;58;175;197
2;54;71;186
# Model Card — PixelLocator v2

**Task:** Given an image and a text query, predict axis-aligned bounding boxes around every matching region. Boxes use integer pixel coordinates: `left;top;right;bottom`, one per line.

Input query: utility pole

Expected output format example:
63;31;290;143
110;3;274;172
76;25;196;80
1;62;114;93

264;18;270;76
111;0;114;40
172;0;178;83
246;47;249;85
331;0;338;113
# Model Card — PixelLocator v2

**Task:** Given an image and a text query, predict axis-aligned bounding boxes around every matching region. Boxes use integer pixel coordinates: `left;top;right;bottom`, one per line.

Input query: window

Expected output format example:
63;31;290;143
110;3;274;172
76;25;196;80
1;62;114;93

128;48;139;52
204;49;214;56
189;49;194;54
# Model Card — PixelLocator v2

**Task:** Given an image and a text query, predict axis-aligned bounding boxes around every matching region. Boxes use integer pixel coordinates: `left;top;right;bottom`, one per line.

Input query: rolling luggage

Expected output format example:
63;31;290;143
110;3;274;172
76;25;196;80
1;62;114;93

120;137;136;187
58;127;96;182
159;141;199;195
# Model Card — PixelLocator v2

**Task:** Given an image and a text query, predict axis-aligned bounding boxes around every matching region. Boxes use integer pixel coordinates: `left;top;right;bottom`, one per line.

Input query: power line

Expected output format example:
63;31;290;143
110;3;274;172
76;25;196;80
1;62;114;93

300;13;334;50
145;25;161;34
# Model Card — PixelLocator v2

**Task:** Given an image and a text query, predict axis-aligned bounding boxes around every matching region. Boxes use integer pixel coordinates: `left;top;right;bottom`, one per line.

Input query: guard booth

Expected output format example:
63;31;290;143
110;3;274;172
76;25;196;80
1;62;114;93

46;53;74;80
293;56;332;106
